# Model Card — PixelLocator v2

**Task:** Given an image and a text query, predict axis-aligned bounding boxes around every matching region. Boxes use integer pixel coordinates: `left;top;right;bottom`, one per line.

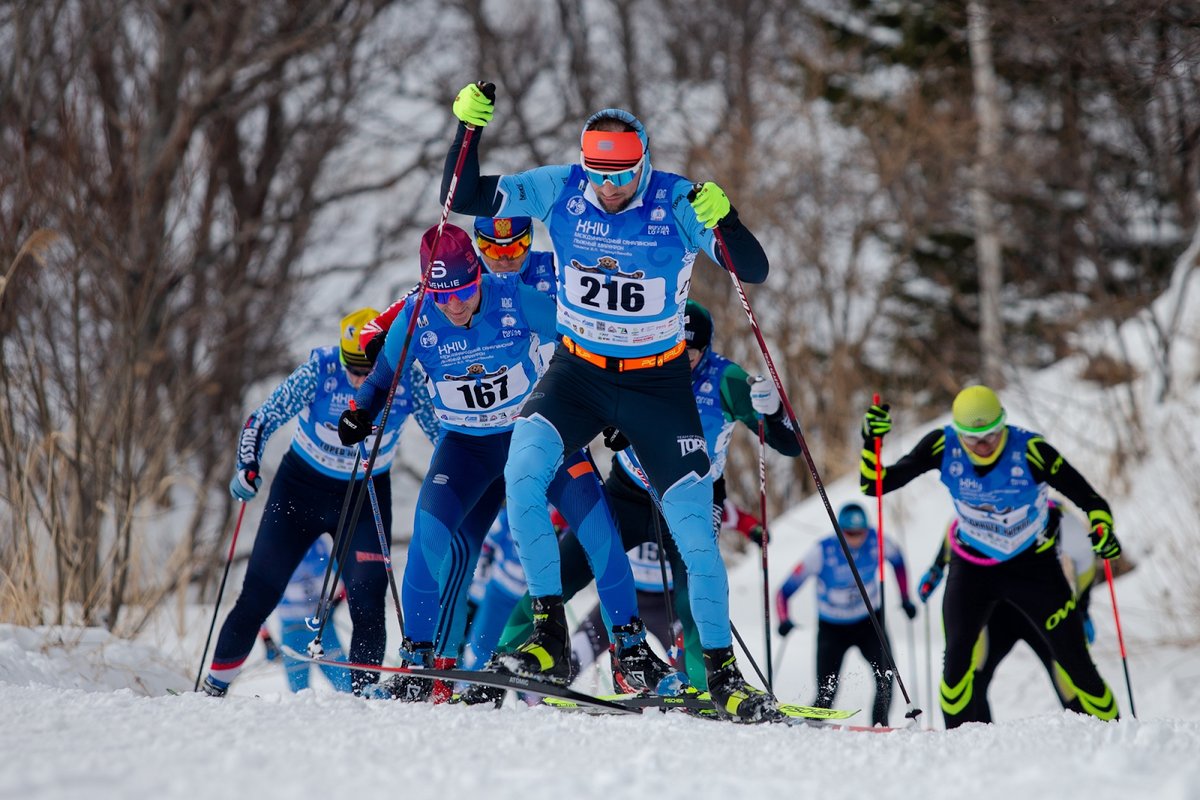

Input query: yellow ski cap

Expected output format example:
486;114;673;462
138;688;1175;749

952;385;1006;436
340;308;379;370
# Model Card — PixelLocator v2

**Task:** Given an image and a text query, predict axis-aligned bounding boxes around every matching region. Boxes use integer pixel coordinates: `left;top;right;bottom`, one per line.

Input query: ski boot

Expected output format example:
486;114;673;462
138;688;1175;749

611;617;691;696
375;638;435;702
199;676;228;698
431;657;456;704
453;655;508;708
704;646;782;723
495;595;571;685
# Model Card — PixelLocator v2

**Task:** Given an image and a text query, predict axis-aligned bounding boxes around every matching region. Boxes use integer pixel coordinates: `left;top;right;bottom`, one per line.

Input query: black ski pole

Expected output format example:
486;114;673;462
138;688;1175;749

357;429;405;638
306;457;359;637
694;184;920;721
308;81;494;656
194;497;251;691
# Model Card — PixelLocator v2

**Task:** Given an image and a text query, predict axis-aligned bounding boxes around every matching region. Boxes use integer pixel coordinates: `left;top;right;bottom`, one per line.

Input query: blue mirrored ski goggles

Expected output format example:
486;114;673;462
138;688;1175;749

581;156;643;187
430;282;479;305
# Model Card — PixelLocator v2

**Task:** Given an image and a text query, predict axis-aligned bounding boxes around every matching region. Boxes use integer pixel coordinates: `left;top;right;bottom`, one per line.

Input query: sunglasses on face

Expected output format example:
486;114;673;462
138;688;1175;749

477;233;531;260
961;429;1002;447
345;364;372;378
581;155;642;188
430;282;479;305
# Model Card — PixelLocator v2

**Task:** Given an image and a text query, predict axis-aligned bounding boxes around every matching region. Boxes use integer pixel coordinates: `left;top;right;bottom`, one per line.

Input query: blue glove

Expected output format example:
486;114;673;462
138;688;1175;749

229;466;261;502
918;564;943;603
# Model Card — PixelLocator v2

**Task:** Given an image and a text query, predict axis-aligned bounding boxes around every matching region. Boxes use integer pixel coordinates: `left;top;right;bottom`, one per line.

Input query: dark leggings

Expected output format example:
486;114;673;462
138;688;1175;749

814;615;893;727
940;545;1116;727
212;451;392;688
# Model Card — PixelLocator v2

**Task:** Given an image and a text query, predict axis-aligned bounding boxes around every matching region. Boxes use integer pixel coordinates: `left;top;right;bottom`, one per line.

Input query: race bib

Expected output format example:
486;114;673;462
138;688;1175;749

434;362;531;413
564;266;667;318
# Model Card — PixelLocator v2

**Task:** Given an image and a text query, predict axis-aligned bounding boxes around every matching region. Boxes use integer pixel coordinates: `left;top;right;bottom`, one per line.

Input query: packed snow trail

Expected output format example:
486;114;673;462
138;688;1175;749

2;683;1198;800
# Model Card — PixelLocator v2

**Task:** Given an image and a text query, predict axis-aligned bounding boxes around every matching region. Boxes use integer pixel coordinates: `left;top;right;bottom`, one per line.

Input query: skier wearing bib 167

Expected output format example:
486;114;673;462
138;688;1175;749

442;84;777;721
341;223;683;700
861;385;1121;727
775;501;916;727
201;310;420;697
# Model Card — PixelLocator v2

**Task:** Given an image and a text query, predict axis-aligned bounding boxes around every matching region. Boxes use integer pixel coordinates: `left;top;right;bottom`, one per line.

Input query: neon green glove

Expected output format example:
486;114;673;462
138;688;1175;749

452;83;493;128
1088;510;1120;559
689;182;731;229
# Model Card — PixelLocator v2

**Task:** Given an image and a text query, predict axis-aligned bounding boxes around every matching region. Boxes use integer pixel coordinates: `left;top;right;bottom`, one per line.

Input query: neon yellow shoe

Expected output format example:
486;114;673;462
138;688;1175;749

704;646;783;723
496;595;571;685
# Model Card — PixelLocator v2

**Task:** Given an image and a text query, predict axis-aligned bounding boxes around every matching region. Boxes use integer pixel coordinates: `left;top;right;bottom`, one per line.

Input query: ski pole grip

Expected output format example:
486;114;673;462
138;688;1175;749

477;81;496;102
687;183;703;203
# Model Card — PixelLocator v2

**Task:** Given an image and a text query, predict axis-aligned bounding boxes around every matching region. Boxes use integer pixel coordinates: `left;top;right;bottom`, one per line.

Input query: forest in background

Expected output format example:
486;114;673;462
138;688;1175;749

1;0;1197;632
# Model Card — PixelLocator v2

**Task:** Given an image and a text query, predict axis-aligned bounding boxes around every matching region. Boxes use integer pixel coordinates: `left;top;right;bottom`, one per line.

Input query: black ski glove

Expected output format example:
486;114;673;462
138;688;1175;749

777;619;795;637
602;427;630;451
364;330;388;366
901;599;918;620
338;407;374;445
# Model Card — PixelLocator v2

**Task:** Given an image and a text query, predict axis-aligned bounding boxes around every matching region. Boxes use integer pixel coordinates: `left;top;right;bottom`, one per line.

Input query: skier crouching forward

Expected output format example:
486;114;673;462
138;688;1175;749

441;84;777;721
202;309;422;697
341;224;685;700
861;385;1121;727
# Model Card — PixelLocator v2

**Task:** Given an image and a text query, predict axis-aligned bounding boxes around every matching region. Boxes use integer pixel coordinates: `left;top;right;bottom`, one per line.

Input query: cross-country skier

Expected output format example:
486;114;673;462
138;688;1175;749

464;299;795;705
775;501;916;726
340;223;685;700
201;309;430;697
918;503;1101;721
460;507;528;670
267;535;352;693
860;385;1121;727
441;85;778;720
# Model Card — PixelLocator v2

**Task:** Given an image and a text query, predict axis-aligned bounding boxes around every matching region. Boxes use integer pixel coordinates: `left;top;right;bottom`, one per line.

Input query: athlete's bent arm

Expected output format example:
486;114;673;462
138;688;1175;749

441;122;502;217
718;363;801;457
860;429;944;496
1025;437;1113;527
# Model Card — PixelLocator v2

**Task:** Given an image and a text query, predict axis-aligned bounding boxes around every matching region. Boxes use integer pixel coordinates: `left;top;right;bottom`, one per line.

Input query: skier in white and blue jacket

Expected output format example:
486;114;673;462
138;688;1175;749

201;309;437;697
341;223;687;700
442;85;776;721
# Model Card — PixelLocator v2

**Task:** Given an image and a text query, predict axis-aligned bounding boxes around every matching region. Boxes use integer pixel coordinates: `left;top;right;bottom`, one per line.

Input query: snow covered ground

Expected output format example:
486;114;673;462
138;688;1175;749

5;243;1200;799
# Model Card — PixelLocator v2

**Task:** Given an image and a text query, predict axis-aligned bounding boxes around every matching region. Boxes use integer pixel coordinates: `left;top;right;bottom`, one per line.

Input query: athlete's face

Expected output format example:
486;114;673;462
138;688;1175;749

590;165;643;214
687;347;704;371
480;249;529;274
436;289;482;327
844;527;868;548
962;429;1004;459
344;365;370;389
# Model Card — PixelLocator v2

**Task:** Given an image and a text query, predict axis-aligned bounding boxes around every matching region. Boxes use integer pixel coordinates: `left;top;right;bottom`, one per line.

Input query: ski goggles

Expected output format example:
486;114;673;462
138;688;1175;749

344;363;372;378
581;155;643;187
954;411;1007;446
429;281;479;305
959;428;1004;448
476;231;532;260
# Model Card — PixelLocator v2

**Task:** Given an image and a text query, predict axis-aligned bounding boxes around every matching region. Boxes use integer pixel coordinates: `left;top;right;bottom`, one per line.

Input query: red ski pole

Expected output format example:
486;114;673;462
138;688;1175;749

194;498;251;691
1104;558;1136;718
696;185;918;720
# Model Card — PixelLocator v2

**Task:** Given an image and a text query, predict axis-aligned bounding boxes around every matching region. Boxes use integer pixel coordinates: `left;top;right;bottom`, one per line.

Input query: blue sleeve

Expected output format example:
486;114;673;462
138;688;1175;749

356;300;421;422
237;354;319;468
669;177;769;284
409;362;441;444
517;284;559;341
670;177;715;256
496;165;574;221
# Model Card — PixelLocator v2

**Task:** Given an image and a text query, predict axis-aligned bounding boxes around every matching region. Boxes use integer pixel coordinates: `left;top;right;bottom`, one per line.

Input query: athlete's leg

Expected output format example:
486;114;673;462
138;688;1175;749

854;614;894;726
341;473;394;689
208;462;323;688
1003;548;1117;720
462;581;523;670
973;603;1029;721
613;358;722;647
433;476;504;658
546;448;637;627
940;553;1001;728
814;619;851;709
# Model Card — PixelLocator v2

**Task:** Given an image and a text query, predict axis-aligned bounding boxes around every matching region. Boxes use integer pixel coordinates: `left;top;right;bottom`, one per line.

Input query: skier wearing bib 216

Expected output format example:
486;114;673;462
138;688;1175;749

775;501;916;726
341;223;684;701
201;309;414;697
441;84;777;721
861;385;1121;727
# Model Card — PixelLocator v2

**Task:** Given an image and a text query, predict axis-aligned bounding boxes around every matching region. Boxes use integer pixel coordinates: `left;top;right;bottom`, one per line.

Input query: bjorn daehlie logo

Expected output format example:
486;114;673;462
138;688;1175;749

677;436;707;457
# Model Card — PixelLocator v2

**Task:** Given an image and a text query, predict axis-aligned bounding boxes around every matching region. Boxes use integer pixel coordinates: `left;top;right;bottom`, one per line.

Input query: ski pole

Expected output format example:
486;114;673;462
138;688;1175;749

772;631;790;677
308;81;494;656
924;599;934;730
307;457;359;632
874;393;885;614
1104;558;1136;718
749;383;773;692
649;509;679;662
357;422;404;639
694;185;919;721
194;497;251;691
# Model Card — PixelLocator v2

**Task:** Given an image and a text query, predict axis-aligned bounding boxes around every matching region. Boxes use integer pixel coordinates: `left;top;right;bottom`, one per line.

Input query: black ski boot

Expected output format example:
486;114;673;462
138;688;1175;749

373;638;435;702
611;617;691;696
495;595;571;685
453;655;508;708
704;646;782;723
